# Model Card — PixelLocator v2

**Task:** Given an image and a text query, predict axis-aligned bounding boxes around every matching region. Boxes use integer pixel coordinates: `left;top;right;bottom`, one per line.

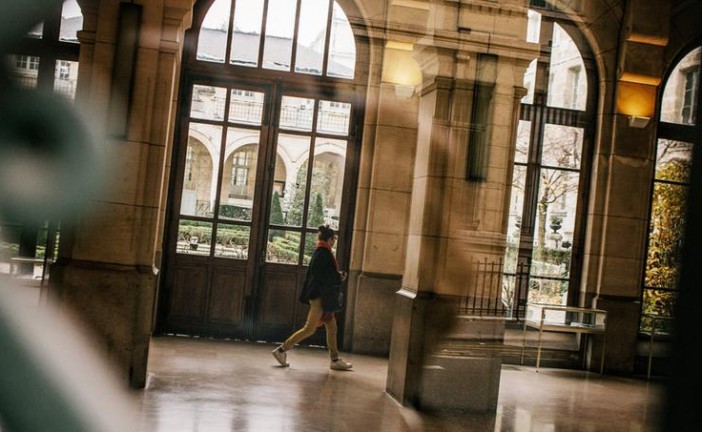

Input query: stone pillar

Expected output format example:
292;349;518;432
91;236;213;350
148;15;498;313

50;0;192;388
344;23;422;354
585;0;670;373
384;0;533;410
385;66;459;408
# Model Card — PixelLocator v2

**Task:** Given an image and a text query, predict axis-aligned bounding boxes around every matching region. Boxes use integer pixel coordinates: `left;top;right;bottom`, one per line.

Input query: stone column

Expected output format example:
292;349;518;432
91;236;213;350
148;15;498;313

385;48;509;412
384;0;533;411
584;0;670;373
385;57;458;408
50;0;192;388
345;72;419;354
344;1;424;355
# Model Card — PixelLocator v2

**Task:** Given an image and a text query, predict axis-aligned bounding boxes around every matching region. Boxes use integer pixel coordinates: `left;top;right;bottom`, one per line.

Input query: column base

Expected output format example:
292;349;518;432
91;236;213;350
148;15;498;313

419;354;501;412
386;289;502;412
49;259;157;388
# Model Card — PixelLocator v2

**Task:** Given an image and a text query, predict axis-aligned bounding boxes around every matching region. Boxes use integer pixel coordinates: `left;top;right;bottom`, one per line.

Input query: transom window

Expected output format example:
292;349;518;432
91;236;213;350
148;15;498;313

196;0;355;79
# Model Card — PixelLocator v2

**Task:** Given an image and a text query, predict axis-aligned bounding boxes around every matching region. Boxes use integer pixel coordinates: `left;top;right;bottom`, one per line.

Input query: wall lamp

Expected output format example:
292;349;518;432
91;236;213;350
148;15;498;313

382;40;422;98
628;115;651;128
617;80;657;129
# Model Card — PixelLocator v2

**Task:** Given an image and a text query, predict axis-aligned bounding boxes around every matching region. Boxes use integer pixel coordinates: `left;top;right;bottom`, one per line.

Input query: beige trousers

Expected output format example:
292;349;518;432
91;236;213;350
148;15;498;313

281;298;339;360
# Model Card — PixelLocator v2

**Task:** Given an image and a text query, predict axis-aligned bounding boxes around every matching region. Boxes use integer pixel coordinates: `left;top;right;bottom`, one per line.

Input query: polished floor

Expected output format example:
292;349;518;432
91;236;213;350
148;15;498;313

137;335;665;432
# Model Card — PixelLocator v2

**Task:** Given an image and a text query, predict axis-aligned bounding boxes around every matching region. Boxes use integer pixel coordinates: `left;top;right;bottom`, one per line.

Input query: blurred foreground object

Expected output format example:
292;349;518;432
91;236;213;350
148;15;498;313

0;285;138;431
0;86;103;224
0;1;135;430
0;0;103;223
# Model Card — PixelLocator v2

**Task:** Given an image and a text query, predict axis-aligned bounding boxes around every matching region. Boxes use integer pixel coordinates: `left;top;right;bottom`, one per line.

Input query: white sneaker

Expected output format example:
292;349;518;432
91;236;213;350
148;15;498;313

330;358;353;370
272;346;289;367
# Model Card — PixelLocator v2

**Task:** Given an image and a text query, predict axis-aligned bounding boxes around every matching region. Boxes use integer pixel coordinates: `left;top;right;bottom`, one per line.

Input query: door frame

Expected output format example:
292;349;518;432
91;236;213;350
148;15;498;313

155;70;365;345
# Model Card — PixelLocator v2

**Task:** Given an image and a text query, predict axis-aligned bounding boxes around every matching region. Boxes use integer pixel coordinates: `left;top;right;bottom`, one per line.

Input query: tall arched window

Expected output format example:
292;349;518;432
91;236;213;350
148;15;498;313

641;46;701;332
195;0;355;78
502;8;596;316
159;0;364;342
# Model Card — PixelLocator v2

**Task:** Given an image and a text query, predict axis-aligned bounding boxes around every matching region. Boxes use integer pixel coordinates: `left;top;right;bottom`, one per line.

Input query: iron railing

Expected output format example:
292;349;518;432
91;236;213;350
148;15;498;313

457;259;530;320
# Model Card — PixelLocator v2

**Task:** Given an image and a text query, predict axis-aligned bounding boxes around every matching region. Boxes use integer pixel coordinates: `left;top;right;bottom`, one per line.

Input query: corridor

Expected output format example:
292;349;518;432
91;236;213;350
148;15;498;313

137;336;664;431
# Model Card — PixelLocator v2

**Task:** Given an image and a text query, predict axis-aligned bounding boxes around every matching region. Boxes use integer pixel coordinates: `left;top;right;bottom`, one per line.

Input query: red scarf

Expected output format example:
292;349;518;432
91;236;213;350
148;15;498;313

316;240;338;326
316;240;339;270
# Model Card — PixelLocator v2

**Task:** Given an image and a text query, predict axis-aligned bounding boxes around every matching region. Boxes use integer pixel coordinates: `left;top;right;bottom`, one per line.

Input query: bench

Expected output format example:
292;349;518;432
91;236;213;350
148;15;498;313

520;303;607;374
9;257;47;278
640;313;674;379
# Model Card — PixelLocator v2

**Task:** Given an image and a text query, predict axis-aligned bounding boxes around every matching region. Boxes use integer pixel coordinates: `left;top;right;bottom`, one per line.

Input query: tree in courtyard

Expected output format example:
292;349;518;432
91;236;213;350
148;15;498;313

269;191;285;240
644;141;691;316
512;126;581;256
287;159;336;227
286;165;308;226
309;193;325;228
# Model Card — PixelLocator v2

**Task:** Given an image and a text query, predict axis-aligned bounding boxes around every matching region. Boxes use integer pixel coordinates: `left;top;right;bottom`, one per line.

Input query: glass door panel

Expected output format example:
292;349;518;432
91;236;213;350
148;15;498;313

266;93;352;266
280;96;314;131
306;138;347;229
273;133;311;228
178;86;268;258
219;135;260;222
214;223;251;259
228;88;265;125
302;230;336;265
265;133;311;264
317;100;351;135
191;85;227;120
177;220;213;256
181;123;221;218
266;229;301;264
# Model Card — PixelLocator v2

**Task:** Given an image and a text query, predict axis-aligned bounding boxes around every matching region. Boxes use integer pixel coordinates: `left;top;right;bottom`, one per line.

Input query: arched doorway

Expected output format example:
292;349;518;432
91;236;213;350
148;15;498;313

157;0;365;344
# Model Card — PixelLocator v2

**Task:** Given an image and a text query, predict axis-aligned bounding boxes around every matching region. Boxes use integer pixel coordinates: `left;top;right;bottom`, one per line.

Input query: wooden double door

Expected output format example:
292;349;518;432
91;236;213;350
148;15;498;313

157;76;359;344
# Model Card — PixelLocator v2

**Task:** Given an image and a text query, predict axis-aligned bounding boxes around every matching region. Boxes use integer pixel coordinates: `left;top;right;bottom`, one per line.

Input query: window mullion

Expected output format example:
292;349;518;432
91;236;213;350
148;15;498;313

257;0;270;70
320;0;334;77
224;0;236;65
517;105;544;262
